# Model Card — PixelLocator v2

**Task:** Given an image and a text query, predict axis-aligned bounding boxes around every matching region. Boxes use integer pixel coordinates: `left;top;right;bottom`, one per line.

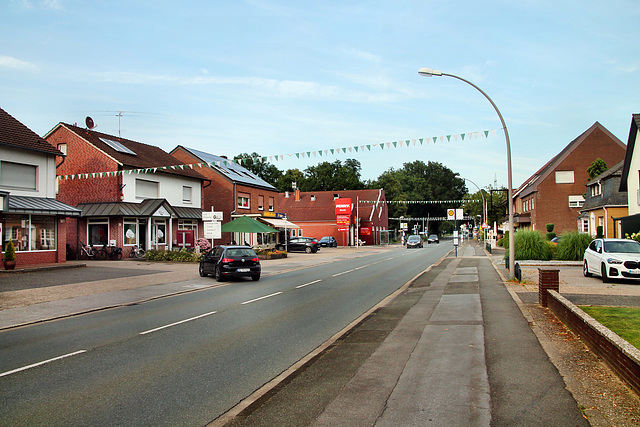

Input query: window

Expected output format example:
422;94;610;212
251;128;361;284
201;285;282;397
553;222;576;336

2;214;56;252
258;195;264;211
152;219;166;245
124;217;144;245
237;193;250;209
136;179;158;199
555;171;575;184
88;218;109;246
569;195;585;208
0;161;37;190
268;197;274;212
183;186;192;204
57;143;67;155
591;182;602;197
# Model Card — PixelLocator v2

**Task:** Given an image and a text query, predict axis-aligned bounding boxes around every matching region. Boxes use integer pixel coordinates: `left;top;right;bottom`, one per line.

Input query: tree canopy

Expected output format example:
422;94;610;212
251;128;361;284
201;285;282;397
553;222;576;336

587;158;608;180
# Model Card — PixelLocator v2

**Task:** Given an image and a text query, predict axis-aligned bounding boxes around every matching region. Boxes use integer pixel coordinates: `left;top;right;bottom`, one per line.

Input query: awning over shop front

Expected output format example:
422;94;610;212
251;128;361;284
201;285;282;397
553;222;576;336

7;195;81;216
259;217;300;228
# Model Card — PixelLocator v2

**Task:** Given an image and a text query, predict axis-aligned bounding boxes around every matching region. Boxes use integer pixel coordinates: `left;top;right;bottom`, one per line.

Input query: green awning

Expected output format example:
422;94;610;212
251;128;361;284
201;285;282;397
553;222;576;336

221;215;278;233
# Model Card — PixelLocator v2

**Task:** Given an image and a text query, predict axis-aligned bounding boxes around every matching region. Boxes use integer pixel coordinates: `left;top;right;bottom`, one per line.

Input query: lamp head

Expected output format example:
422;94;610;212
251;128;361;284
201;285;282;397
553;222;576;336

418;67;443;77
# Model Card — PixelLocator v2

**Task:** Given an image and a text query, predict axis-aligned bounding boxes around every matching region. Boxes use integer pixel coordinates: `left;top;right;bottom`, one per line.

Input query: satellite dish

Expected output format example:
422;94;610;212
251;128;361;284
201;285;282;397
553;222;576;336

85;116;96;129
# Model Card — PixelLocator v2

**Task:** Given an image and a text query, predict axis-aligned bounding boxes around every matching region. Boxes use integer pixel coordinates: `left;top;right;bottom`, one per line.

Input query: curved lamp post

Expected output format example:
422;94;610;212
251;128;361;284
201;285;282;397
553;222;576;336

419;67;515;279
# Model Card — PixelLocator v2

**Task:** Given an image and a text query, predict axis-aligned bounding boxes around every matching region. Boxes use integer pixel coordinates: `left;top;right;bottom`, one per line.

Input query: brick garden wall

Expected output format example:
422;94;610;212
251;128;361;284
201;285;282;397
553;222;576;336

547;290;640;395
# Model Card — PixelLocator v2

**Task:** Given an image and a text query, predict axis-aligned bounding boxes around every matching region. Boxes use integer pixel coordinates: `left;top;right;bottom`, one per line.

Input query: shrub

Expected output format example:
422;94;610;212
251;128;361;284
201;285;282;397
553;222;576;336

546;223;555;233
514;229;551;260
3;240;16;261
195;238;211;252
498;231;509;248
144;248;202;262
546;232;556;241
555;231;593;261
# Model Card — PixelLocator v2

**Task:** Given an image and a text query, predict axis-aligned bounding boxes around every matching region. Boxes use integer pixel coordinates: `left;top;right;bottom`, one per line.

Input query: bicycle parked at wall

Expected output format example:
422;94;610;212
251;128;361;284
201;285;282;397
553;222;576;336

129;245;145;258
78;241;103;260
99;244;123;260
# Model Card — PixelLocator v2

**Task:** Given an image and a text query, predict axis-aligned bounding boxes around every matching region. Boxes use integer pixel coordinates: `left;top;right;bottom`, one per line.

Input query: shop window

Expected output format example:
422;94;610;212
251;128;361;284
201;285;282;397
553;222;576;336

32;215;55;250
124;218;139;245
88;218;109;246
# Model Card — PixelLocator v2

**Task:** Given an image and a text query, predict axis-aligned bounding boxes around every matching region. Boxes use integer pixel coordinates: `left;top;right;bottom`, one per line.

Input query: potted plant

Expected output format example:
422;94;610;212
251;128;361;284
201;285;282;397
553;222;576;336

3;239;16;270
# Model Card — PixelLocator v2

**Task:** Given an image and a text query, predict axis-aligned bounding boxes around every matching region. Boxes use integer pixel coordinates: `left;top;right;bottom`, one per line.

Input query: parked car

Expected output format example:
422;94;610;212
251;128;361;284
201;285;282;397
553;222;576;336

583;238;640;283
406;235;423;249
199;245;261;282
427;234;439;244
318;236;338;247
276;237;320;253
551;236;563;245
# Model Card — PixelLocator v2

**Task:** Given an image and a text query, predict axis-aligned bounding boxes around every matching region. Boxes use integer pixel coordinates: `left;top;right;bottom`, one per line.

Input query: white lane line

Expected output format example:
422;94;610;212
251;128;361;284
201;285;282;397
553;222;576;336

241;292;283;305
0;350;87;378
139;310;218;335
296;279;322;289
332;268;356;277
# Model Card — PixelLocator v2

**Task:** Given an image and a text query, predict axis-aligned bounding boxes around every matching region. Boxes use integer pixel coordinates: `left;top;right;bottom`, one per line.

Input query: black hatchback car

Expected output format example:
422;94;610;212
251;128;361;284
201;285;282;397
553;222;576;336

276;237;319;253
199;245;261;282
318;236;337;247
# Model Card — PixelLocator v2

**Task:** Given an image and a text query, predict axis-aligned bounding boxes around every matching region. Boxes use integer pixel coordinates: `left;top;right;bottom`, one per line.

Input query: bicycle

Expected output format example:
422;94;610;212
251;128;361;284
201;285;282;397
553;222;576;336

128;245;145;258
100;244;123;260
78;241;101;260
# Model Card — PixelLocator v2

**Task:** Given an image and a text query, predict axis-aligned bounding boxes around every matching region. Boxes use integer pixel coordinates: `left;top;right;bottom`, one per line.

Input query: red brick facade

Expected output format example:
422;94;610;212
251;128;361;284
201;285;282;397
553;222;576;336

514;123;626;235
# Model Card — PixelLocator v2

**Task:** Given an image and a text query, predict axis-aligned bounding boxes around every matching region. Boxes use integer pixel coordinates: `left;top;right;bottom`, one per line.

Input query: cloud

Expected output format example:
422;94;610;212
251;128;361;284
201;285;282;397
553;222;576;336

0;55;37;71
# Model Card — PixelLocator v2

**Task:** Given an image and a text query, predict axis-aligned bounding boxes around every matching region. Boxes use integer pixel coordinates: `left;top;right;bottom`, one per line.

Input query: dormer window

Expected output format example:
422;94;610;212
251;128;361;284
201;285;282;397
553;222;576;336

591;182;602;197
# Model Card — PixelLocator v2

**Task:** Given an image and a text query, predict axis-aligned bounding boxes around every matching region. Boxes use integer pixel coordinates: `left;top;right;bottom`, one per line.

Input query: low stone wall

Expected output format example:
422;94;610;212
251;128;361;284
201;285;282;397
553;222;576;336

546;290;640;395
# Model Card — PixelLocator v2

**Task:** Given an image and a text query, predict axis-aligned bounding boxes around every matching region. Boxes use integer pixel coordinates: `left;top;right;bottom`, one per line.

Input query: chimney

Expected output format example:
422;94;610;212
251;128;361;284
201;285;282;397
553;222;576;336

285;191;289;198
295;189;301;201
310;195;316;201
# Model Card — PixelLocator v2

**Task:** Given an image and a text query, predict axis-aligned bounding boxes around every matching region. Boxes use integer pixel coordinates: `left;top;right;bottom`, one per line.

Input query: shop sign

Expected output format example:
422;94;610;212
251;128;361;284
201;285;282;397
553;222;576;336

336;214;351;225
360;227;371;236
335;198;352;215
337;226;349;232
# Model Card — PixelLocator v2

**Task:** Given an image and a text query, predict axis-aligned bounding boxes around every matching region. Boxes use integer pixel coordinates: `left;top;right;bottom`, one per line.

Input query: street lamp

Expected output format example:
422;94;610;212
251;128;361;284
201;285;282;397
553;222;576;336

419;67;515;279
460;176;487;246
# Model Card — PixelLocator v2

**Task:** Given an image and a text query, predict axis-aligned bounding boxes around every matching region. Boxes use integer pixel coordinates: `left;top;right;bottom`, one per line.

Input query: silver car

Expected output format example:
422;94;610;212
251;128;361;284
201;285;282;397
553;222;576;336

583;238;640;283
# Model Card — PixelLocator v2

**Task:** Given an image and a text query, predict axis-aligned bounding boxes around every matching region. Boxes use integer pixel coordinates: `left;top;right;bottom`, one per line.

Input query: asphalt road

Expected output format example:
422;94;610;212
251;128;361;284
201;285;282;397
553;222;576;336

0;243;450;426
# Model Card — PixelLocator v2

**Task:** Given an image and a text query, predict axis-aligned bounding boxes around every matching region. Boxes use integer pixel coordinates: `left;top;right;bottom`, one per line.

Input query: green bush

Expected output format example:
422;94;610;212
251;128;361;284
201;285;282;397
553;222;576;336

498;231;509;248
144;248;202;262
546;232;556;241
546;223;555;233
3;239;16;261
555;231;593;261
514;229;551;260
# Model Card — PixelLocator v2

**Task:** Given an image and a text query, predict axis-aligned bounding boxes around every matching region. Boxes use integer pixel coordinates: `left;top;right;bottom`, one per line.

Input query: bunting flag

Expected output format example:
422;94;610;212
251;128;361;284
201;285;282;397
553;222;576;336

358;199;481;204
56;128;497;180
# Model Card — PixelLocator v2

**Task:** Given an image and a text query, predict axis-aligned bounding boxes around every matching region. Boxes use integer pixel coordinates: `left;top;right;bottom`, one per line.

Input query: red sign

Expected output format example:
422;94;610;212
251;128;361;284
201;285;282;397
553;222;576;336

337;226;349;232
360;227;371;236
336;214;351;225
335;198;352;215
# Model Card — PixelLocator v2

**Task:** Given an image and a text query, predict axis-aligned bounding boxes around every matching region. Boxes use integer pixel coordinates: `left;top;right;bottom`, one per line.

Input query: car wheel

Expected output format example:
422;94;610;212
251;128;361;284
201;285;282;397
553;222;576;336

305;246;312;254
252;274;260;281
199;263;207;277
215;266;224;282
583;260;591;277
601;263;610;283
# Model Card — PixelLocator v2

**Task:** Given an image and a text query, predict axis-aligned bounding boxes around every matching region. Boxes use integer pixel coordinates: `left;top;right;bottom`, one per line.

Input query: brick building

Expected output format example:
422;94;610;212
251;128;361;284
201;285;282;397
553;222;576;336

278;189;388;246
45;123;207;256
579;161;627;238
0;107;80;266
170;146;288;246
513;122;626;235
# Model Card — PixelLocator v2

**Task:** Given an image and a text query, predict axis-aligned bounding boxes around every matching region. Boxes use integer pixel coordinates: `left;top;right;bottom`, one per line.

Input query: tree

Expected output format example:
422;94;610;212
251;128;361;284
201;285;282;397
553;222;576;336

275;169;305;192
371;160;466;234
234;152;283;186
587;158;608;180
302;159;365;191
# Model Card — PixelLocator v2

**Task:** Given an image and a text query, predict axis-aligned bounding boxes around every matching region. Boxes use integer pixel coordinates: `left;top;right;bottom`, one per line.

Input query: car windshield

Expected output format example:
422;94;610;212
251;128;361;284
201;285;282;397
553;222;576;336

429;235;437;239
226;248;257;257
603;241;640;254
408;236;420;241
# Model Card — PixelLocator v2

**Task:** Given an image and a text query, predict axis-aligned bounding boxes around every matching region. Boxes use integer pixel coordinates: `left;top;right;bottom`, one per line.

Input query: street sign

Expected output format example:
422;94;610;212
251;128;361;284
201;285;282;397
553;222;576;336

482;222;489;229
202;211;223;221
204;221;221;239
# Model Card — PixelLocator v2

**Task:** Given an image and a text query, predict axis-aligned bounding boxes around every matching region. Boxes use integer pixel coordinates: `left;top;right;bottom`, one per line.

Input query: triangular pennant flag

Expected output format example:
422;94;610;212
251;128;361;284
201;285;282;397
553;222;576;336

484;130;489;138
392;141;398;148
366;145;371;151
419;138;424;145
433;136;438;143
447;135;451;142
461;133;466;140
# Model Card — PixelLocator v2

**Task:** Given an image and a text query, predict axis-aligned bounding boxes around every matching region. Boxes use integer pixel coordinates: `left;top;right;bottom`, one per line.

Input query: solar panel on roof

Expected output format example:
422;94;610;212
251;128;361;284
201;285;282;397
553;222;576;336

99;137;137;156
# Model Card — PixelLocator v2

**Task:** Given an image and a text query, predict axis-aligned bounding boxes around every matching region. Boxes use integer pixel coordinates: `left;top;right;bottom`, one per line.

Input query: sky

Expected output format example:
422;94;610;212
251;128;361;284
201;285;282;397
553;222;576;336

1;0;638;194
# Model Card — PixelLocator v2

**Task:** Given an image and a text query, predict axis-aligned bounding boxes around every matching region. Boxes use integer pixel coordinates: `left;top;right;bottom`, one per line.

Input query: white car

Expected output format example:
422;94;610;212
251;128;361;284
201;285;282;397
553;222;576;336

583;238;640;282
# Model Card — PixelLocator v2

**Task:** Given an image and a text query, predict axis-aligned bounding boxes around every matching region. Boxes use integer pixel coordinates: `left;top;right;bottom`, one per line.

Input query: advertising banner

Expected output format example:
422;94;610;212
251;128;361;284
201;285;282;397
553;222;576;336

336;214;351;225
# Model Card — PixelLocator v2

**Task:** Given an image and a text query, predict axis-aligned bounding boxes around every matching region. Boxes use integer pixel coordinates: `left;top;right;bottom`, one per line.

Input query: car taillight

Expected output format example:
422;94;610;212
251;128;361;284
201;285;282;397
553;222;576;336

221;258;234;263
251;257;259;262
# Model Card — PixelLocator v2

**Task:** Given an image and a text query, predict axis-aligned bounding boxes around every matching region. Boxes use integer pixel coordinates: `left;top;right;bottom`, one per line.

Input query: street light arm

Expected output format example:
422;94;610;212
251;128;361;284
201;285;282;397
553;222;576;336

419;68;515;279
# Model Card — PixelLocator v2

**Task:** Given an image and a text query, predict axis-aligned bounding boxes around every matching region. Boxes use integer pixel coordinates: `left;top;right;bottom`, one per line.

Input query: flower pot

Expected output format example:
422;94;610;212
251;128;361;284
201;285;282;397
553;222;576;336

3;260;16;270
